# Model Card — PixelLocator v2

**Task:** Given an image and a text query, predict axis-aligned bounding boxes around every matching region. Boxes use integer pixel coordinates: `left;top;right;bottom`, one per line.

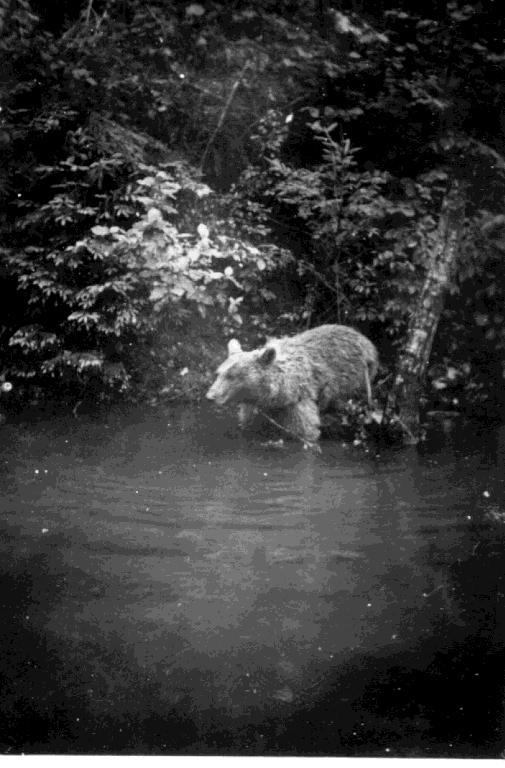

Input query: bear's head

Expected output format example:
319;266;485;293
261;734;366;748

206;339;277;406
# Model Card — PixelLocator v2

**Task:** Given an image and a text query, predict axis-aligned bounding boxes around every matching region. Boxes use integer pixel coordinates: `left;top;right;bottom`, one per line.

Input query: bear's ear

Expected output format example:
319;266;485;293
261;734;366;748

227;339;242;355
259;346;276;367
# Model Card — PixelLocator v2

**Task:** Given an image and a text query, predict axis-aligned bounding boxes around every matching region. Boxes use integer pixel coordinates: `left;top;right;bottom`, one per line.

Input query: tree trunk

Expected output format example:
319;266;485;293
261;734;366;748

384;183;465;443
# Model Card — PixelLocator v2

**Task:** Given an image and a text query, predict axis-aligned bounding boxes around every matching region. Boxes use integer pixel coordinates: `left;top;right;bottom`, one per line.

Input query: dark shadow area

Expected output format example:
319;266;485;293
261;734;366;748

1;519;503;755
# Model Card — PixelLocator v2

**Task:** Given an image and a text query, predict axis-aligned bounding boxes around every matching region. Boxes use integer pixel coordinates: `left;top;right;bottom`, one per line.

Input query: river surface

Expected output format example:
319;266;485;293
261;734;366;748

0;405;504;756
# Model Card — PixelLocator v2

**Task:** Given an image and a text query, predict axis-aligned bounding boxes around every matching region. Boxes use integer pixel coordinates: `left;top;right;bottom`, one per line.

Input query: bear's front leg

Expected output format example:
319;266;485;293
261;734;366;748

283;399;321;443
238;403;256;428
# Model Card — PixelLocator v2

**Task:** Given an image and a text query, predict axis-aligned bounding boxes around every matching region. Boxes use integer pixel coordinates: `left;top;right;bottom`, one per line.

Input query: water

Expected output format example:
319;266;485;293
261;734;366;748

0;405;504;756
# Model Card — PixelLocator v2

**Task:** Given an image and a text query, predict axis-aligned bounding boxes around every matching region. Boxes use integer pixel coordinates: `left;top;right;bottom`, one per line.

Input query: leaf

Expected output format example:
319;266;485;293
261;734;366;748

185;3;205;16
197;223;209;240
137;177;156;187
370;410;383;424
150;286;168;302
91;225;110;236
77;354;103;371
147;208;162;224
135;196;156;207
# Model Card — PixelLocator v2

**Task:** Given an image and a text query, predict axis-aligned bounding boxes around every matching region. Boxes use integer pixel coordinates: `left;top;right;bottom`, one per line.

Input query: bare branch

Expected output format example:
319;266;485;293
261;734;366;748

200;61;250;173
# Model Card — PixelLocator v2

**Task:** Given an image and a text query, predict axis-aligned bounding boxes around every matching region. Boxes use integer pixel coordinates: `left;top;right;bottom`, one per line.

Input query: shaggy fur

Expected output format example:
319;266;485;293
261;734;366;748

206;324;378;442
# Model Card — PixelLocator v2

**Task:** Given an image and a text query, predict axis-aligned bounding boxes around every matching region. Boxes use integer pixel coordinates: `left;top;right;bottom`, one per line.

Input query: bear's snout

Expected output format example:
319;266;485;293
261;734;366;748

206;382;224;403
206;382;230;406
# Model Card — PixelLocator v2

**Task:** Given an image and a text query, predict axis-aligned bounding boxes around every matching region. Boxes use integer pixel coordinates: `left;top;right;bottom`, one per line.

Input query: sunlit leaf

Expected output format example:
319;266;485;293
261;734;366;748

185;3;205;17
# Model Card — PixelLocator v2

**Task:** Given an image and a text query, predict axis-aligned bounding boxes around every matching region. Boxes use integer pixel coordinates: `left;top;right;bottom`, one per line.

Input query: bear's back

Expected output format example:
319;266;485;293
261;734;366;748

278;324;376;364
274;324;378;404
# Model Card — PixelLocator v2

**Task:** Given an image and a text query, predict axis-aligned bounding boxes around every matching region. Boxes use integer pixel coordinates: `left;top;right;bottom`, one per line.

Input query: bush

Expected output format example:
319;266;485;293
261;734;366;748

2;158;291;406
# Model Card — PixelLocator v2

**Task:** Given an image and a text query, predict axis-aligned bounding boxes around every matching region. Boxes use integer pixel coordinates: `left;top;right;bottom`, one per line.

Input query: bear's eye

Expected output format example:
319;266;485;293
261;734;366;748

225;367;239;380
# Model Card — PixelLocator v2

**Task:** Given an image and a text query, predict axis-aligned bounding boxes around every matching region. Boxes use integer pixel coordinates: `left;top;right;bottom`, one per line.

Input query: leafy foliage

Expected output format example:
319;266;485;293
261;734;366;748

2;155;288;404
234;114;452;346
3;0;505;419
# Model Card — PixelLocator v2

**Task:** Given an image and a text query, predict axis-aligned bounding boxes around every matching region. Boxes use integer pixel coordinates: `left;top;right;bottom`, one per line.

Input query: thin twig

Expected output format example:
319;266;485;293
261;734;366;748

84;0;94;27
396;416;418;444
237;95;306;142
200;61;250;173
299;258;352;306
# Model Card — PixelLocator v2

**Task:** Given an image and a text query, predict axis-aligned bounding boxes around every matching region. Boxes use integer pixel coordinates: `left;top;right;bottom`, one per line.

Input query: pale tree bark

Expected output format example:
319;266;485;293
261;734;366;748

383;182;465;443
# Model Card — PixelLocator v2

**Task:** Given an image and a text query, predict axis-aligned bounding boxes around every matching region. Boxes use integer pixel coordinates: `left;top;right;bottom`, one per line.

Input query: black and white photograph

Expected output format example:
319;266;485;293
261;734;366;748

1;0;505;757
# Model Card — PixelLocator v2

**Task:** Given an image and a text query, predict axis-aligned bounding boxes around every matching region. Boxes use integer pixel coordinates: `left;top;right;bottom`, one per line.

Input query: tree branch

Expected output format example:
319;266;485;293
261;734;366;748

200;61;250;173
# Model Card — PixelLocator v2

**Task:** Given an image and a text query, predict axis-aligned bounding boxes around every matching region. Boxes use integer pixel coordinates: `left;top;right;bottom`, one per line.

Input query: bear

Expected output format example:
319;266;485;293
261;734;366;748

205;324;378;443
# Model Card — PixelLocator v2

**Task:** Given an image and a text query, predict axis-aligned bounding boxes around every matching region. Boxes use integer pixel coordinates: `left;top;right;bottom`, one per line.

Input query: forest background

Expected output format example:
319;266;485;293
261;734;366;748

2;0;505;434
